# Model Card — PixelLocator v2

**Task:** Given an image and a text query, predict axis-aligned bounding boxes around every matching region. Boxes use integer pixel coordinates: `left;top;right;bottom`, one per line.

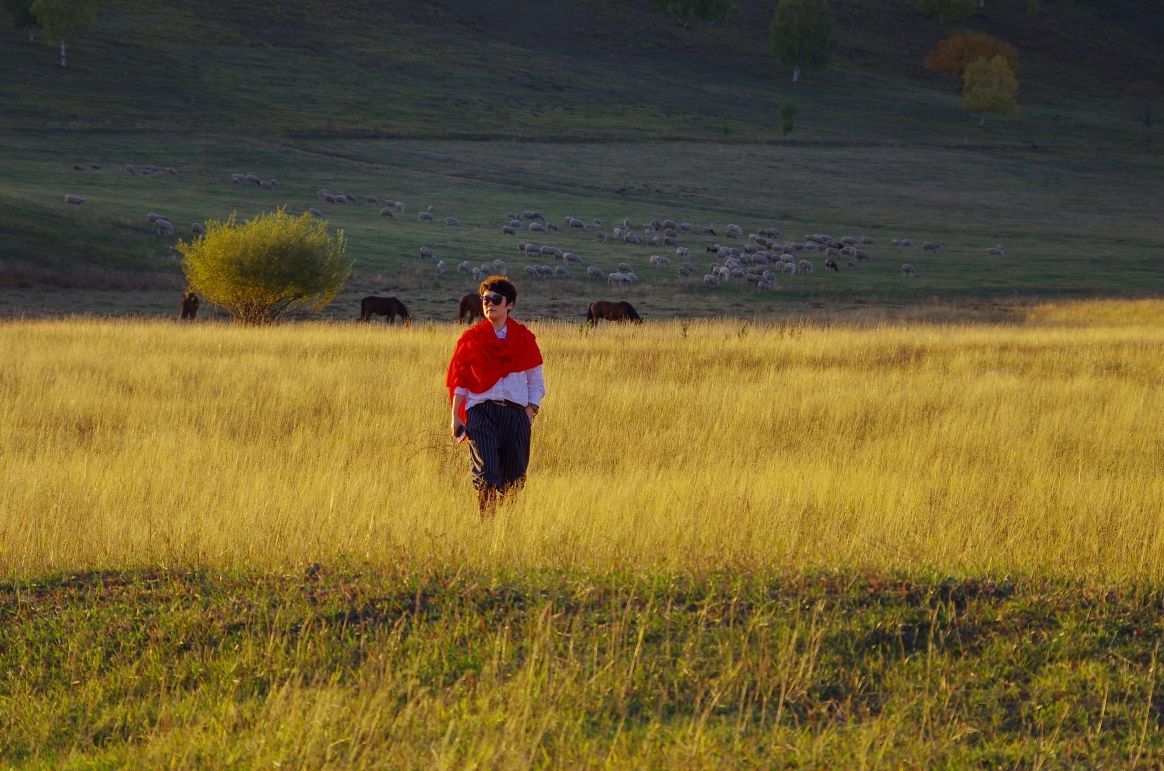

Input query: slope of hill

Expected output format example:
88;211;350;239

1;0;1160;147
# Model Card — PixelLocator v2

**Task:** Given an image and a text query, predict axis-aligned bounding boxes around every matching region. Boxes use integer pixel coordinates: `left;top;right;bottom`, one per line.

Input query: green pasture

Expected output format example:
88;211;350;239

3;568;1163;767
2;131;1162;320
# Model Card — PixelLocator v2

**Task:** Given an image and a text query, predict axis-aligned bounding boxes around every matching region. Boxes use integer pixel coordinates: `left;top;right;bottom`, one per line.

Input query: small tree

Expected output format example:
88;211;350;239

179;208;353;325
3;0;38;41
654;0;733;28
30;0;96;68
780;99;797;138
768;0;836;84
924;32;1019;80
916;0;977;21
963;55;1018;126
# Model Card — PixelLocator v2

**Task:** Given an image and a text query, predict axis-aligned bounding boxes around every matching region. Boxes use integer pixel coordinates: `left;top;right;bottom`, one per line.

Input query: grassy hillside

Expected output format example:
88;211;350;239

2;0;1160;145
1;0;1161;319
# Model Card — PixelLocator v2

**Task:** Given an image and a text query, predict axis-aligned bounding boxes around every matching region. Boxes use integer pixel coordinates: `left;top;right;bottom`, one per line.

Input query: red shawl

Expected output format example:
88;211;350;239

446;319;543;421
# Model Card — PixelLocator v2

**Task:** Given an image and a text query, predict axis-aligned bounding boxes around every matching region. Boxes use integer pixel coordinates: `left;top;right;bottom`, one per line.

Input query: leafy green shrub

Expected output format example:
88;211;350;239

179;208;352;325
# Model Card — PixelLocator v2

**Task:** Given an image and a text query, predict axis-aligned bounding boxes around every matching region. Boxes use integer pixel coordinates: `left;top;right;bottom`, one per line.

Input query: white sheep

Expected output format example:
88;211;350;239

529;222;546;232
902;263;917;277
703;274;721;288
587;266;605;280
493;259;508;274
987;245;1007;256
798;259;814;275
154;218;175;236
437;260;447;274
562;251;581;264
64;194;86;204
418;211;434;222
608;271;630;285
923;241;943;251
502;225;517;235
419;246;435;259
307;207;323;217
380;206;395;218
458;260;472;274
444;216;461;228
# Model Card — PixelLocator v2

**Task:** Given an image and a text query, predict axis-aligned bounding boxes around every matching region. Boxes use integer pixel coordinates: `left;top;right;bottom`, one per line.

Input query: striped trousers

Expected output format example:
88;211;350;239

466;401;532;512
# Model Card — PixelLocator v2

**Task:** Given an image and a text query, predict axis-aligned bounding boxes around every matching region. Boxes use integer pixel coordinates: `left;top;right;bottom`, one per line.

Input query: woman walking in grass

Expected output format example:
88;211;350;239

446;276;546;519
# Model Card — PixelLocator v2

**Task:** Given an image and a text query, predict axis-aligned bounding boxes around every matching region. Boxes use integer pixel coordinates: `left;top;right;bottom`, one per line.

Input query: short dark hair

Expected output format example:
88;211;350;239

479;275;516;304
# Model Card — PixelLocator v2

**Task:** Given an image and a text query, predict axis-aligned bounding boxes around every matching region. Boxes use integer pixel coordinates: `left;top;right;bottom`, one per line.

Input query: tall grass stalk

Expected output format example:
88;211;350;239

2;301;1162;580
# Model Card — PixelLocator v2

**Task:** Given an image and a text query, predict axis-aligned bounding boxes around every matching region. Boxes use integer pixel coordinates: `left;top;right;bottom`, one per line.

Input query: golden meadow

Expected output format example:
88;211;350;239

2;299;1162;581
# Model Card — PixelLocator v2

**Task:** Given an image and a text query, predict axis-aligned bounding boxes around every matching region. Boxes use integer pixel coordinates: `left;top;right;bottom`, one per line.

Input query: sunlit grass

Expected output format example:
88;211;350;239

2;299;1162;580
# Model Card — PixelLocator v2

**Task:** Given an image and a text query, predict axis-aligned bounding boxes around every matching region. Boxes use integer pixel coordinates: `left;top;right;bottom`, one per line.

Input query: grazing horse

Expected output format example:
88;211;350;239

360;296;411;324
179;291;200;320
458;292;484;324
586;300;642;326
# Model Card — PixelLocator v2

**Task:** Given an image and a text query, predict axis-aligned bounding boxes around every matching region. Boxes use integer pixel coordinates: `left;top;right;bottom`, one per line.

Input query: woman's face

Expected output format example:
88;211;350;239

482;291;513;325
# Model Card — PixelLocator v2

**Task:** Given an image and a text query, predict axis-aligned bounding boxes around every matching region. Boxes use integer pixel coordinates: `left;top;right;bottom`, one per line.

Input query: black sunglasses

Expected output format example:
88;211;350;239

481;292;506;306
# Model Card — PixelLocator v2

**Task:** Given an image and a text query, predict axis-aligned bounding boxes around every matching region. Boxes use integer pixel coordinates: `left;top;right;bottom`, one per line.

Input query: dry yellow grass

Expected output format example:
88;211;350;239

2;299;1162;580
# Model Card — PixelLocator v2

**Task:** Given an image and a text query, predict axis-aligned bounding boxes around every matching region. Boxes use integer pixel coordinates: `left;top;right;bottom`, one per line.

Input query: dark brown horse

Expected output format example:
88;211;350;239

458;292;484;324
586;300;642;326
179;291;200;320
360;296;411;324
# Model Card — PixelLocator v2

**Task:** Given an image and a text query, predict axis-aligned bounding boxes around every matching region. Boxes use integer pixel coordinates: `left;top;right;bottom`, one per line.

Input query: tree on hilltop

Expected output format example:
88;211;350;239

654;0;734;28
179;208;353;325
3;0;38;41
963;55;1019;125
30;0;96;68
925;32;1020;80
768;0;836;84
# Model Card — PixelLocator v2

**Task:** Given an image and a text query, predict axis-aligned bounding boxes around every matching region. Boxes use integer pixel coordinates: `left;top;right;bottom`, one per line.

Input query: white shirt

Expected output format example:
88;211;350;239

453;323;546;412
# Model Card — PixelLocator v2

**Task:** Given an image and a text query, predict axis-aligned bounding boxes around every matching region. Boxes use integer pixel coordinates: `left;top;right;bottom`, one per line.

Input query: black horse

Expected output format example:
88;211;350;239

360;296;411;324
457;292;484;324
586;300;642;326
179;291;200;320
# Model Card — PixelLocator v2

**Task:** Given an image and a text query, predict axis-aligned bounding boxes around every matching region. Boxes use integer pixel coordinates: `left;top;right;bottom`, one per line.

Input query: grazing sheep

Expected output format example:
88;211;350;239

419;246;435;259
244;174;260;186
595;230;608;242
529;222;546;232
798;260;814;274
444;216;461;228
781;262;798;275
825;259;839;272
554;265;569;278
678;264;695;277
231;173;244;184
587;266;605;280
617;262;633;273
540;246;561;259
154;218;175;236
901;263;917;277
545;221;558;232
366;195;380;203
923;241;943;251
64;194;86;205
624;232;643;245
608;271;631;285
192;222;206;237
675;246;690;259
307;207;323;217
493;259;508;274
757;277;776;292
472;267;483;281
125;164;137;175
524;244;542;258
458;260;472;274
562;251;581;264
418;211;434;222
649;255;670;268
436;260;448;274
841;236;859;245
987;245;1007;256
702;274;721;288
380;206;395;217
502;225;517;235
524;265;539;277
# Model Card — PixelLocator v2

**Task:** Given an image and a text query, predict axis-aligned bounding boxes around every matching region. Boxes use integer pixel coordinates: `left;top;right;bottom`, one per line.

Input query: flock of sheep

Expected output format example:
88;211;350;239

61;163;1013;304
